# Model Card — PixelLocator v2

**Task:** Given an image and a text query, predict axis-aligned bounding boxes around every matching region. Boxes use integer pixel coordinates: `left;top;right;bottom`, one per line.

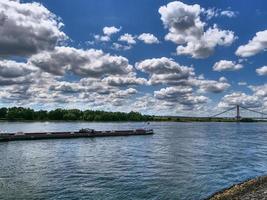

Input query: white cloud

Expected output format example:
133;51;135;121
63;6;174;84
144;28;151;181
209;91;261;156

131;95;157;114
238;82;247;86
154;86;208;110
135;57;194;85
136;57;230;93
236;30;267;57
218;92;262;108
220;10;237;18
0;0;251;115
213;60;243;71
154;86;193;98
136;57;193;76
94;34;110;42
134;57;231;111
256;66;267;76
0;60;38;85
158;1;236;58
138;33;159;44
93;26;121;43
119;33;136;44
250;84;267;97
0;0;67;56
108;88;138;106
29;47;133;77
0;69;142;109
0;2;143;110
195;79;230;93
29;46;133;77
49;81;84;93
0;60;37;78
202;8;237;20
103;26;121;36
103;75;147;87
112;43;132;51
202;8;219;19
112;88;137;98
219;76;228;82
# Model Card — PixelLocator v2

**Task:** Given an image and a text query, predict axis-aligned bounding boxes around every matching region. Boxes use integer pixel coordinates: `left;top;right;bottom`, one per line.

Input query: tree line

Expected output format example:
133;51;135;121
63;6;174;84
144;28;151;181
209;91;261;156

0;107;257;122
0;107;153;121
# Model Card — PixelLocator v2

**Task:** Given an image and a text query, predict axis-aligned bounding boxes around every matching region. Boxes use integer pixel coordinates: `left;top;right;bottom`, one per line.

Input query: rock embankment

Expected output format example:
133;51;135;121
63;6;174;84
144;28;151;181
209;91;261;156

207;176;267;200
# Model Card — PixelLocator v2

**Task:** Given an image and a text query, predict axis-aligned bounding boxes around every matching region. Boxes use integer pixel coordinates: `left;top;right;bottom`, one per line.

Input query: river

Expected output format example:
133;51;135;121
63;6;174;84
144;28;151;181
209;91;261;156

1;122;267;200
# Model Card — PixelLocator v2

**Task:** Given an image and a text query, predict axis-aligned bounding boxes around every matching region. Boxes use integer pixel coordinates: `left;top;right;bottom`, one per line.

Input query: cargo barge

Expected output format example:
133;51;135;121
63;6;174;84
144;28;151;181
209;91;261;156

0;128;154;142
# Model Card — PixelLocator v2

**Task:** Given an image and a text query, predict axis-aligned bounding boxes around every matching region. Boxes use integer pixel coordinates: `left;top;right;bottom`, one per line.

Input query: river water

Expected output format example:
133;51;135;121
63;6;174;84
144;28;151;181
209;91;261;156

1;122;267;200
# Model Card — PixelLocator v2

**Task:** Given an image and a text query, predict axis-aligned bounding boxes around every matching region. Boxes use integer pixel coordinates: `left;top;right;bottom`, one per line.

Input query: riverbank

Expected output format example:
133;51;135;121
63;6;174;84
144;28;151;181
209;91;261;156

207;176;267;200
1;107;266;123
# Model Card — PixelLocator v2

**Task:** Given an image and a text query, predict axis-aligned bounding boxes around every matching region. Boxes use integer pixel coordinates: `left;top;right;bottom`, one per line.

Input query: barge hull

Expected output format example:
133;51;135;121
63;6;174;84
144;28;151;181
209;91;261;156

0;129;153;142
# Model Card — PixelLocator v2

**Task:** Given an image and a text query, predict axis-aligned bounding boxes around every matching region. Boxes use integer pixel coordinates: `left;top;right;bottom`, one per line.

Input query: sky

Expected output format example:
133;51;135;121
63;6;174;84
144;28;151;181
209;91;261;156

0;0;267;116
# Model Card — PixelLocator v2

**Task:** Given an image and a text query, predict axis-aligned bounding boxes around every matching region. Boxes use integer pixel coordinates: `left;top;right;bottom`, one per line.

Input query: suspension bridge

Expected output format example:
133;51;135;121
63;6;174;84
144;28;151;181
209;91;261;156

209;105;267;122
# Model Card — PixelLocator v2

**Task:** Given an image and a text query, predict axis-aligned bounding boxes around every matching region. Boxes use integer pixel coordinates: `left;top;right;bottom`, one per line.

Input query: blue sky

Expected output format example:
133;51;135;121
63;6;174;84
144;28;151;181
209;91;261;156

0;0;267;116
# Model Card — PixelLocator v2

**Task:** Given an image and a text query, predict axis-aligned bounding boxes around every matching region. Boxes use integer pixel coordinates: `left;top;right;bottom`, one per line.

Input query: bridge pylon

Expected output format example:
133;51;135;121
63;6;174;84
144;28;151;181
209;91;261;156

236;105;241;121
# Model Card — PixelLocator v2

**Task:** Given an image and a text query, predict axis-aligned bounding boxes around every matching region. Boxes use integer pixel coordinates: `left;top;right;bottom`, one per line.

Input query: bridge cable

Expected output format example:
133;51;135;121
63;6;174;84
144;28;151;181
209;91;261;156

239;106;267;116
209;106;236;118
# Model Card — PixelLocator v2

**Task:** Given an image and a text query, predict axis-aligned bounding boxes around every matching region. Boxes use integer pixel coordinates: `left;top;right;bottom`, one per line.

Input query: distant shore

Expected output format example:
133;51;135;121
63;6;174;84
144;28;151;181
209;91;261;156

0;107;266;123
0;118;265;123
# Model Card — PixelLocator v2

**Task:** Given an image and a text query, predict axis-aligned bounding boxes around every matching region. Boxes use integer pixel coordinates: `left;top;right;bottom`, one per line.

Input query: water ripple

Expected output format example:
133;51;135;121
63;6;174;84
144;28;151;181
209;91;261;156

1;122;267;200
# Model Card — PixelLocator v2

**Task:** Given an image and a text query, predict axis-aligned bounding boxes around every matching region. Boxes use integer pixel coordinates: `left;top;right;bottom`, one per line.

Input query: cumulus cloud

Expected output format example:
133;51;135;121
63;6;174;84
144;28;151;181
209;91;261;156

250;84;267;97
138;33;159;44
236;30;267;57
0;0;67;56
238;82;247;86
0;60;37;78
0;0;242;114
0;60;38;85
134;57;230;111
92;26;121;43
49;81;84;94
213;60;243;71
202;8;237;20
221;10;237;18
219;76;228;82
194;78;230;93
103;26;121;36
131;95;156;113
158;1;236;58
154;86;208;110
154;86;193;99
112;43;132;51
0;72;62;104
136;57;230;93
136;57;194;85
256;66;267;76
103;74;147;87
218;92;262;108
111;88;137;98
136;57;193;75
108;88;138;106
94;34;110;42
0;70;141;109
29;46;133;77
119;33;136;44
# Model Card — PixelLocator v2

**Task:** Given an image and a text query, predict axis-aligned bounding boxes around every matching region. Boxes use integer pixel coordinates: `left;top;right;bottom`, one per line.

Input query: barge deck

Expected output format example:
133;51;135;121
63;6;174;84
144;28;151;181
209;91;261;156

0;129;154;142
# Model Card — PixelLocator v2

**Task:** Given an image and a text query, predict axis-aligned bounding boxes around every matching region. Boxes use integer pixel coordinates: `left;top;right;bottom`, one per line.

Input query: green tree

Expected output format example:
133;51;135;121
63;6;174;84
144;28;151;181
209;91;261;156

0;107;7;119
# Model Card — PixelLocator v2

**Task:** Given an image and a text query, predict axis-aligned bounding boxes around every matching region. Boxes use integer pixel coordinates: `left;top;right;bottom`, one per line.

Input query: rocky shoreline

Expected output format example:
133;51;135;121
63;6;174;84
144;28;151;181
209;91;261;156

207;176;267;200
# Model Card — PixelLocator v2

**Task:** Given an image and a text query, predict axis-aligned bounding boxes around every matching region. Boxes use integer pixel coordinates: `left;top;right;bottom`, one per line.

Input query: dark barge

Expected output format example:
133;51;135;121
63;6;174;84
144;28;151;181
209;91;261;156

0;128;154;142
